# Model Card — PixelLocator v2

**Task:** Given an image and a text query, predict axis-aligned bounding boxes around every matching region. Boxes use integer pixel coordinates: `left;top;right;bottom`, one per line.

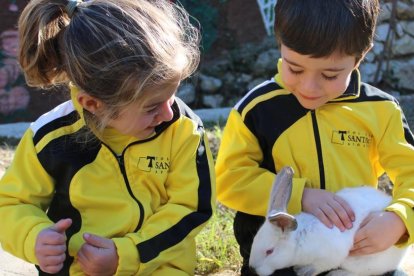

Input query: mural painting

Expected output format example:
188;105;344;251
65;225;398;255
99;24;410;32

0;0;67;124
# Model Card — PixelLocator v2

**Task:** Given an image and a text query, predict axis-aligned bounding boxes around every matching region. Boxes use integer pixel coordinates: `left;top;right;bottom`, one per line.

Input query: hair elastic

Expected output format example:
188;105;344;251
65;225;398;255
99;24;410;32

66;0;82;18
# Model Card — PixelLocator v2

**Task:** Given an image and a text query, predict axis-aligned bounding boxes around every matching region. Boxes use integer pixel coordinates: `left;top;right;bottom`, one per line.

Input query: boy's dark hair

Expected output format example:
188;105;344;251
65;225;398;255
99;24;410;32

274;0;379;59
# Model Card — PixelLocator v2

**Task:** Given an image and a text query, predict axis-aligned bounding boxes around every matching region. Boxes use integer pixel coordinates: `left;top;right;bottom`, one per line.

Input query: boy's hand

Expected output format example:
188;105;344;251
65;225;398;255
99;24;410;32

302;188;355;231
35;218;72;274
77;233;118;276
350;211;407;256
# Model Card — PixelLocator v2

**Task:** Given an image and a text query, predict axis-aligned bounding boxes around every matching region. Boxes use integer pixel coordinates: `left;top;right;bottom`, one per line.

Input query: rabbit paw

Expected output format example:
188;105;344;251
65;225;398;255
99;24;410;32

293;265;316;276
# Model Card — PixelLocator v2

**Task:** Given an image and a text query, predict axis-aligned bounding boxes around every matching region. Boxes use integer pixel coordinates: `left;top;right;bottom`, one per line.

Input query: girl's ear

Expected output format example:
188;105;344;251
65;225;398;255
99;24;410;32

76;92;103;114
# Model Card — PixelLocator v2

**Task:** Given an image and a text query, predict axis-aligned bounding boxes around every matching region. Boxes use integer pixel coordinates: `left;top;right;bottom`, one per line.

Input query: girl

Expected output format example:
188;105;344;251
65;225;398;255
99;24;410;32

0;0;215;275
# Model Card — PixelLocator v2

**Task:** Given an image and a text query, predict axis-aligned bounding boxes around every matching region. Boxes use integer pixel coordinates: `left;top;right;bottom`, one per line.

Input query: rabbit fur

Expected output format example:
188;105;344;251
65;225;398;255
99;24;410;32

249;166;408;276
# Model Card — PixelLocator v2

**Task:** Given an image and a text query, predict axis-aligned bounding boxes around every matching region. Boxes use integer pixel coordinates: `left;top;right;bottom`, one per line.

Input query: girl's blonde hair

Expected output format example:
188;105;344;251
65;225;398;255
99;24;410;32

18;0;200;133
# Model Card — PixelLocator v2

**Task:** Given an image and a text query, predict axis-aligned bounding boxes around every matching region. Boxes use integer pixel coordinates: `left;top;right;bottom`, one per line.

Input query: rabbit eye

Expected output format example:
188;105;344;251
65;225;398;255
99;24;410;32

266;249;274;256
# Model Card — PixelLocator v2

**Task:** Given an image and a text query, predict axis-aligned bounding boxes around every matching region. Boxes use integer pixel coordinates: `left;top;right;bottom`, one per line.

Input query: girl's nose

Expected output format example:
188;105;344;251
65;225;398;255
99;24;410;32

157;100;174;122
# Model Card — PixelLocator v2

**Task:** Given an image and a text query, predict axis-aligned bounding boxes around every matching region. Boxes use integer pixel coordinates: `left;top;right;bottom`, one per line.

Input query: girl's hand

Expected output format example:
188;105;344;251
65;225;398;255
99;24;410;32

77;233;118;276
35;218;72;274
350;211;407;256
302;188;355;231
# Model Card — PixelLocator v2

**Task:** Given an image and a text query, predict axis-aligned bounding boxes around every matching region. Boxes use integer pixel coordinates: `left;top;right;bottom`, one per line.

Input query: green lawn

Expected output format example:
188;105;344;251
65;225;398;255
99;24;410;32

195;204;241;275
195;127;242;275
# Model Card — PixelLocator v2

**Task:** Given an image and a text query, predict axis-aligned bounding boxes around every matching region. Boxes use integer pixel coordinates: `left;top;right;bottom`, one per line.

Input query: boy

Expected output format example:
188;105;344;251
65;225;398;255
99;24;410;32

215;0;414;275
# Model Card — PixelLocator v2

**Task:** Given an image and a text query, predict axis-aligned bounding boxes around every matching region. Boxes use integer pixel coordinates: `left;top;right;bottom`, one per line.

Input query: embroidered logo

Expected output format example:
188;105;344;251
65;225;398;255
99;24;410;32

137;156;170;174
331;130;372;147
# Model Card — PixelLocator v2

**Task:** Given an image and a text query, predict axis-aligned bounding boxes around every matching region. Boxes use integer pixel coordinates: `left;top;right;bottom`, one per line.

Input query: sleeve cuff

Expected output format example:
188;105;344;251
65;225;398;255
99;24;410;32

113;237;140;275
24;222;53;264
385;202;414;247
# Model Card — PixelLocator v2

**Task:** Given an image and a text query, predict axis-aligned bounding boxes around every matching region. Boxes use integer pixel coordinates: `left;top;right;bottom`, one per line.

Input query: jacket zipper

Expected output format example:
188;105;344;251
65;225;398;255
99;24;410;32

116;154;145;232
310;110;326;189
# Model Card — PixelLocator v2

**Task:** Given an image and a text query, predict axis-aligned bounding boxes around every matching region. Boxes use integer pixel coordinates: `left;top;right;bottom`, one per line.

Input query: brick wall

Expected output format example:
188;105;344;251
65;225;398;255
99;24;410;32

0;0;67;124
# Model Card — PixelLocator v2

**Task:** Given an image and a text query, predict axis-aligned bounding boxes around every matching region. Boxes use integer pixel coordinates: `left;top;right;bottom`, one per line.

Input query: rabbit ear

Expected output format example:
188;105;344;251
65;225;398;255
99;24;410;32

268;212;298;232
267;166;297;232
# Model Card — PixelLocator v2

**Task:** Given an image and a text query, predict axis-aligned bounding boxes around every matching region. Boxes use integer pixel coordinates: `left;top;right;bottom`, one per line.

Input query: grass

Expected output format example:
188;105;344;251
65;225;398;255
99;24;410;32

195;204;241;275
195;126;242;275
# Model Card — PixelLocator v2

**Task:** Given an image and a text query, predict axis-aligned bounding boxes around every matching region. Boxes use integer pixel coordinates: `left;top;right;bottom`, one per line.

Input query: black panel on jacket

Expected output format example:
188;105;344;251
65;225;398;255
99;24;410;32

37;128;101;274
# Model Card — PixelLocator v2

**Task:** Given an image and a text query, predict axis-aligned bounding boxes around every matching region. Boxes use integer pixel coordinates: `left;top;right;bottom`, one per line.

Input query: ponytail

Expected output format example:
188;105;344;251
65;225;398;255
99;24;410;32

18;0;71;88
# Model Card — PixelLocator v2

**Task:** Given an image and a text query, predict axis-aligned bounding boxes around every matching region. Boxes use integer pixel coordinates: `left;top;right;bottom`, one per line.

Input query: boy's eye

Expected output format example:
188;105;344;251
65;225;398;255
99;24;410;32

322;74;338;81
288;67;303;75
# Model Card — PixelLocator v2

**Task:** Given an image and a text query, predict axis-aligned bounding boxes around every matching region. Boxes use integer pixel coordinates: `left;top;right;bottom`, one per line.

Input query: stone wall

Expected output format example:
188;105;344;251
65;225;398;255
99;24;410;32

360;0;414;93
0;0;413;124
182;0;414;111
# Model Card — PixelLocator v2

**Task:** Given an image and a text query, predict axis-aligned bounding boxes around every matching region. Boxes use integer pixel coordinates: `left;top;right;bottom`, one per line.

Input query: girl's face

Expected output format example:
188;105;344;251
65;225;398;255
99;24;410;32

107;79;179;139
280;44;360;110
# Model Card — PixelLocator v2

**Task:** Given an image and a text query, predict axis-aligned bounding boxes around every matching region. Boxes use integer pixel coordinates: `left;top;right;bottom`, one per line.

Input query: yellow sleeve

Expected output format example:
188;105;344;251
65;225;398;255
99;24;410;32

379;104;414;246
216;109;307;216
0;129;55;264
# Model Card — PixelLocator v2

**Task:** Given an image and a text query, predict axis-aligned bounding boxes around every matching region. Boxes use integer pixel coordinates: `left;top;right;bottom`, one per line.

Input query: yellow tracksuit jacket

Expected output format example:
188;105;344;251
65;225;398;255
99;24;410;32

0;93;215;275
216;69;414;247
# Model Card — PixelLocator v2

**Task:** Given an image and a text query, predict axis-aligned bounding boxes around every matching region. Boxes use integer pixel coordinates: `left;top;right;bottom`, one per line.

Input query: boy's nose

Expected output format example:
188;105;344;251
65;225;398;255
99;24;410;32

299;77;320;96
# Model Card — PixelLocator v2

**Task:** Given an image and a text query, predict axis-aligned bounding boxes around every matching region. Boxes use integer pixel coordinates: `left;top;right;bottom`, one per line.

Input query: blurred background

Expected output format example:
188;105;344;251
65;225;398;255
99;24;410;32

1;0;414;126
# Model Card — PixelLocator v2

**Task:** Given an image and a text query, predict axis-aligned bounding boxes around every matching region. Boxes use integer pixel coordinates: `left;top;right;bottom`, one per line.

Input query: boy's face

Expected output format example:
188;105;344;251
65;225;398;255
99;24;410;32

280;44;359;110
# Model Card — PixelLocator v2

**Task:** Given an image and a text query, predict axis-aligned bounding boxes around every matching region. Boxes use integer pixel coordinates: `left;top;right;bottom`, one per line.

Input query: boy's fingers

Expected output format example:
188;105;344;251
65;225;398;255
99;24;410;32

314;208;333;229
321;204;346;231
328;200;353;229
334;195;355;221
50;218;72;234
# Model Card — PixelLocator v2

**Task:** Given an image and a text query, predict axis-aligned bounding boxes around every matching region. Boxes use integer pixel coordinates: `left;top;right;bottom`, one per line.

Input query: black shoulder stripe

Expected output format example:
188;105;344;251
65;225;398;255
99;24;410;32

137;131;213;263
33;110;80;145
244;93;308;172
341;83;396;103
236;81;282;114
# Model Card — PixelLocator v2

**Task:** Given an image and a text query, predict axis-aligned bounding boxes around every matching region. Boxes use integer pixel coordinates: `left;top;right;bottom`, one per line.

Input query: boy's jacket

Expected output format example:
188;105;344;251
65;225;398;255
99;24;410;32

216;68;414;247
0;92;215;275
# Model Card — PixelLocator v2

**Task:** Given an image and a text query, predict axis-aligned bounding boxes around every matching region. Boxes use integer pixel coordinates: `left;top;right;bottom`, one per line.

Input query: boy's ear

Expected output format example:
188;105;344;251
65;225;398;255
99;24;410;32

76;92;103;114
354;43;374;68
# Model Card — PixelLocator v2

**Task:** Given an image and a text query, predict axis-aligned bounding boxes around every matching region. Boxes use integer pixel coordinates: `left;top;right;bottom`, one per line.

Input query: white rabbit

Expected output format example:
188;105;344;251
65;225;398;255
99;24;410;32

249;166;408;276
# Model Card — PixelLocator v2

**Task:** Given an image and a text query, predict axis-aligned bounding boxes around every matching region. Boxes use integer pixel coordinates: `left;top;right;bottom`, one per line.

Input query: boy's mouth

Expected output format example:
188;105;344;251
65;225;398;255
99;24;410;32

299;93;322;101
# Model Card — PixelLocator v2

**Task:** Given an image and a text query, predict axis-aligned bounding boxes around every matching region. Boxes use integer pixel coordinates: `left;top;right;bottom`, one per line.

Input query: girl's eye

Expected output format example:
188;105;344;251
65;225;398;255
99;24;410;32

288;67;303;75
322;74;338;81
146;106;159;115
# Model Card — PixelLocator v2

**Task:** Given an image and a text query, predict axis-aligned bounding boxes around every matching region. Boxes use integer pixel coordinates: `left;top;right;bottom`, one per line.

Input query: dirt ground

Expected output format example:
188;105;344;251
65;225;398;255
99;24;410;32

0;147;413;275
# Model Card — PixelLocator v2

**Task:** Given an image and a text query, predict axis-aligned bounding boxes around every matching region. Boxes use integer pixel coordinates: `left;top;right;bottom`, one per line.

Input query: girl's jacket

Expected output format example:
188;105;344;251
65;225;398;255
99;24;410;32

0;89;215;275
216;66;414;247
